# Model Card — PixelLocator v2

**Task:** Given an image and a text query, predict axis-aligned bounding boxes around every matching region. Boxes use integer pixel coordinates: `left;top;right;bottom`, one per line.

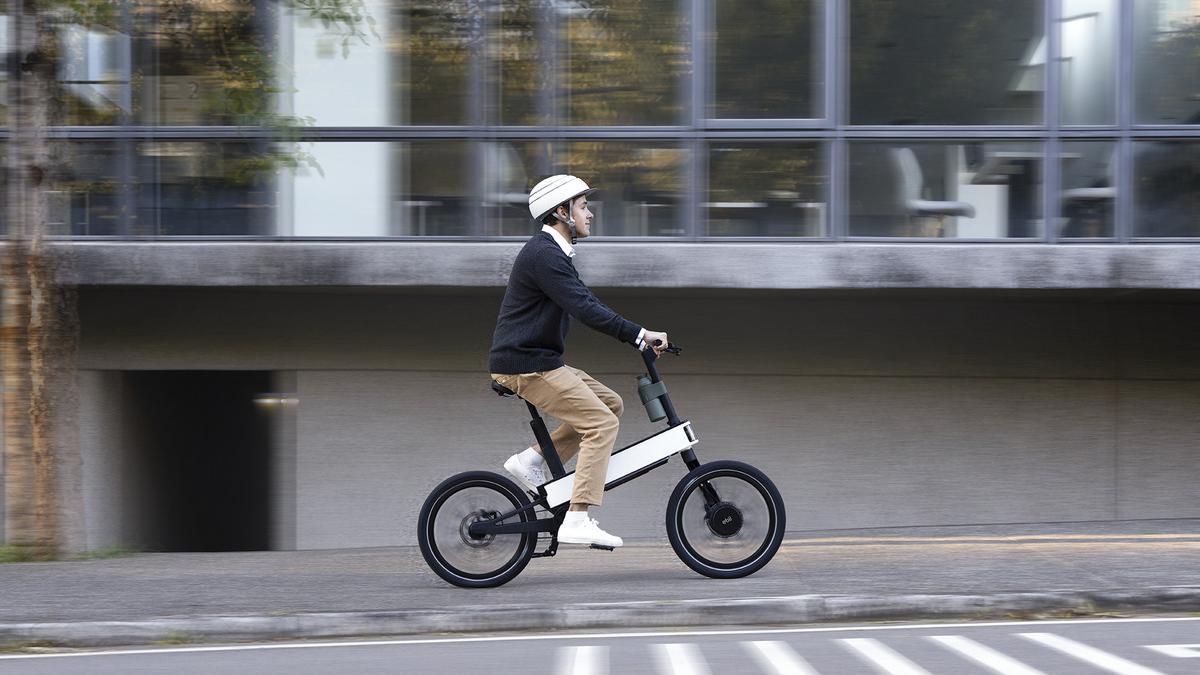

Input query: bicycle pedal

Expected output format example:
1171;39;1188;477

589;544;615;551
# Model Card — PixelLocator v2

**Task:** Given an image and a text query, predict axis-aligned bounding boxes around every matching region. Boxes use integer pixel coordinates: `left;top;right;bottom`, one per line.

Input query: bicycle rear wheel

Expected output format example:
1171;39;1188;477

418;471;537;588
666;460;785;579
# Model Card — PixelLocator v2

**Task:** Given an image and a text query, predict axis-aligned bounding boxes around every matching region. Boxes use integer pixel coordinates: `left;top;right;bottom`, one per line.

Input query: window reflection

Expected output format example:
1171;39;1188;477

558;142;686;236
706;144;825;236
494;0;542;125
563;0;687;125
132;1;272;126
287;141;474;236
44;143;125;236
1060;141;1116;238
850;0;1044;125
485;142;552;236
1059;0;1118;125
1;15;10;119
1134;1;1200;124
402;1;474;125
712;0;822;119
849;142;1043;238
1134;141;1200;237
135;142;275;235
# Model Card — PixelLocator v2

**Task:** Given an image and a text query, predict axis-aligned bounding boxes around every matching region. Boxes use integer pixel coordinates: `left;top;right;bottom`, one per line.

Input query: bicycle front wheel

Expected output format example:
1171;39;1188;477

666;460;785;579
418;471;537;588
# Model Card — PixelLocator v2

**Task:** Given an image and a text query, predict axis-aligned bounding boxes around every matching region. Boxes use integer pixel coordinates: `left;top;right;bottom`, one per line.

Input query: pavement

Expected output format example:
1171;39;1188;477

2;519;1199;647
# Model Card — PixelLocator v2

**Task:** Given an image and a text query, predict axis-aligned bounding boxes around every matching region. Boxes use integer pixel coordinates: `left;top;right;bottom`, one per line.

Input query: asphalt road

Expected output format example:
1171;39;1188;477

2;617;1198;674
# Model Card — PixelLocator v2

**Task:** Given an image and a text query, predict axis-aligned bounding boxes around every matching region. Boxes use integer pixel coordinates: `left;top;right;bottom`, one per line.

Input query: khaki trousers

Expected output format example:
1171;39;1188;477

491;366;623;506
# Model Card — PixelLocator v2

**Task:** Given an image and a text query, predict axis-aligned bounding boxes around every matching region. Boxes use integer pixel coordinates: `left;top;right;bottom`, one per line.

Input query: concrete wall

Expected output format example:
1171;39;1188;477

74;287;1200;548
59;242;1200;290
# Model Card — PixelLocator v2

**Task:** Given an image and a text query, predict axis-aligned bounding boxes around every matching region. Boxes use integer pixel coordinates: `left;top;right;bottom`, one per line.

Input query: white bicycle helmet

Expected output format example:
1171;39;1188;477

528;174;597;223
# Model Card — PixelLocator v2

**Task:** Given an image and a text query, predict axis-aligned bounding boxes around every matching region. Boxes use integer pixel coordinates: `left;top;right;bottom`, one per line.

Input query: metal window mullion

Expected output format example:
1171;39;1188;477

833;0;848;240
689;0;706;239
468;1;486;237
822;0;836;125
1116;0;1134;242
1117;135;1134;242
1045;0;1061;243
116;0;135;236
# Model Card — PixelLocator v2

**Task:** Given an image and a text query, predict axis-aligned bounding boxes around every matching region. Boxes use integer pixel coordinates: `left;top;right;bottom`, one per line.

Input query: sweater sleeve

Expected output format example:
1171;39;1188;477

535;249;642;345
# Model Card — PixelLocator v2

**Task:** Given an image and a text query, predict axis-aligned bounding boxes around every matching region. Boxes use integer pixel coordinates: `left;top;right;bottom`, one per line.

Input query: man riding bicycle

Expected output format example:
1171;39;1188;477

488;175;669;549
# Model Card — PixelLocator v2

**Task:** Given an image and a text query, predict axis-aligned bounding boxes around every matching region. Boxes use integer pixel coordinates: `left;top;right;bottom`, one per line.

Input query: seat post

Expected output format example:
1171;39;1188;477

525;401;566;480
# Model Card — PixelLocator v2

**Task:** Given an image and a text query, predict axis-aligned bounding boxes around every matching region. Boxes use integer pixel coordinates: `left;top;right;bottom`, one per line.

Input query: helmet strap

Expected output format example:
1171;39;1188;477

554;200;578;245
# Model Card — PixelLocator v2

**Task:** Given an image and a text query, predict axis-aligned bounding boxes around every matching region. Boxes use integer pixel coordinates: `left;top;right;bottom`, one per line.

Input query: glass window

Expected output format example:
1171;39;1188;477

557;142;687;236
493;0;543;126
55;13;128;125
40;143;125;236
290;141;474;236
132;1;273;126
282;0;393;126
392;141;475;235
1;14;8;120
1134;141;1200;237
849;141;1044;238
1059;141;1116;238
712;0;823;119
485;141;552;236
562;0;688;125
706;143;826;236
1134;1;1200;124
850;0;1045;125
400;1;475;125
134;141;277;235
1059;0;1118;125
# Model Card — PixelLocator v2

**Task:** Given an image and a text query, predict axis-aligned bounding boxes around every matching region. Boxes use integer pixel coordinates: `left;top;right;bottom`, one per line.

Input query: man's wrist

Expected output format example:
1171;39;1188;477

635;327;646;349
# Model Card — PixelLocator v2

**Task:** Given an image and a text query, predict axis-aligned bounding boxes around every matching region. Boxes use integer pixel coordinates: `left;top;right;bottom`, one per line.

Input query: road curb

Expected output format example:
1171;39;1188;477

3;587;1199;647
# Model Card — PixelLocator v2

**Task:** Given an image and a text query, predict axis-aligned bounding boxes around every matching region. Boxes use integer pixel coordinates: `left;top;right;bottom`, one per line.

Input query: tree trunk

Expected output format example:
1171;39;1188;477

3;0;75;558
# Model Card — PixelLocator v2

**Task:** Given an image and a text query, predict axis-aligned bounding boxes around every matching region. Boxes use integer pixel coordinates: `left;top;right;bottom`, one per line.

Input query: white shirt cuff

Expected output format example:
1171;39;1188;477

635;327;646;349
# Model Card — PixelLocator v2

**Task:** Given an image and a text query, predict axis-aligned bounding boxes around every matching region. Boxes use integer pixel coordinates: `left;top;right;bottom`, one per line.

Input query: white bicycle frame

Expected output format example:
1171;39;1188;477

541;421;699;508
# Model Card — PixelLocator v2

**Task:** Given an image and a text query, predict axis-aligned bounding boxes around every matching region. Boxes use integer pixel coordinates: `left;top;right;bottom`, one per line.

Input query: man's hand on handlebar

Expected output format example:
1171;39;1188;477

644;330;669;357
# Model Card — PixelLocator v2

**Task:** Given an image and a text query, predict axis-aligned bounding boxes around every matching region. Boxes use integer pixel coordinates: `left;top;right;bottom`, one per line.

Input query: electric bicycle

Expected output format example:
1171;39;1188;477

417;343;786;588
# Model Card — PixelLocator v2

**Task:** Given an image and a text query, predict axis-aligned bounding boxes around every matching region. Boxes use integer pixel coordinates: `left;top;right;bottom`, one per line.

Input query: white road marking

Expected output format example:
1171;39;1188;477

928;635;1046;675
1020;633;1164;675
1144;643;1200;658
744;640;820;675
655;643;711;675
840;638;931;675
556;645;606;675
0;617;1196;661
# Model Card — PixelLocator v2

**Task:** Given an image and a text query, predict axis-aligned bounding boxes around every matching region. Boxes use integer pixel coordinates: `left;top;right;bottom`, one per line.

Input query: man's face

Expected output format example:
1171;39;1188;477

568;197;594;238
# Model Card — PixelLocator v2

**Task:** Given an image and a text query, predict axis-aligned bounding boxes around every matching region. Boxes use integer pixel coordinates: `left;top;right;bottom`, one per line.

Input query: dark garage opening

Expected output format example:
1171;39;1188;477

123;371;273;551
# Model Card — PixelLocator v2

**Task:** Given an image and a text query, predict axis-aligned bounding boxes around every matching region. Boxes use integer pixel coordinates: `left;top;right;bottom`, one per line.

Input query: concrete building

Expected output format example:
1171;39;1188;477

3;0;1199;551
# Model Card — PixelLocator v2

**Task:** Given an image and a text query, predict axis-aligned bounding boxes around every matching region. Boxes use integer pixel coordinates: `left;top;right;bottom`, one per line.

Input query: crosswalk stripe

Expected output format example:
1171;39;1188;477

1145;644;1200;658
839;638;932;675
744;640;820;675
928;635;1047;675
655;643;712;675
556;645;606;675
1019;633;1164;675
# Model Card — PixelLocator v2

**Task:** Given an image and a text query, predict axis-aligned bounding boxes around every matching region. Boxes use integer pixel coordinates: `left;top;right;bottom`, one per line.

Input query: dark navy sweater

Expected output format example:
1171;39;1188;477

489;232;641;374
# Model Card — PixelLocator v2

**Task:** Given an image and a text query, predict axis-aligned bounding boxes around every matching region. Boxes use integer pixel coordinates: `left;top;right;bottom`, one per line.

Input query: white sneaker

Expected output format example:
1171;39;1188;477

503;453;545;492
558;516;623;548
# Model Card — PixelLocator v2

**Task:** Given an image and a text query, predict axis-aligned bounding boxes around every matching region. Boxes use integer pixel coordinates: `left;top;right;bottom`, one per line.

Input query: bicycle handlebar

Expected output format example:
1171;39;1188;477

644;340;682;356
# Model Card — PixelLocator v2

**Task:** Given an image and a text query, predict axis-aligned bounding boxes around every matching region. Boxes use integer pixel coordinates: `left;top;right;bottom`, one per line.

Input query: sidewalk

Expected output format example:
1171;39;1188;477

2;520;1199;646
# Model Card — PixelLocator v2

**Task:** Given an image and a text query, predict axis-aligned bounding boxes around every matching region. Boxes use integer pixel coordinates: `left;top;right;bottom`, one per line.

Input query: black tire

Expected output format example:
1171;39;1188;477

418;471;537;588
666;460;785;579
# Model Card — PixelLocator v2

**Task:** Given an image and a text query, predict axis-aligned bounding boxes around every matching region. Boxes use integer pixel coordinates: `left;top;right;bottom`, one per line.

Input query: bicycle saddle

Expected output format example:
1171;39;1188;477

490;381;516;397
